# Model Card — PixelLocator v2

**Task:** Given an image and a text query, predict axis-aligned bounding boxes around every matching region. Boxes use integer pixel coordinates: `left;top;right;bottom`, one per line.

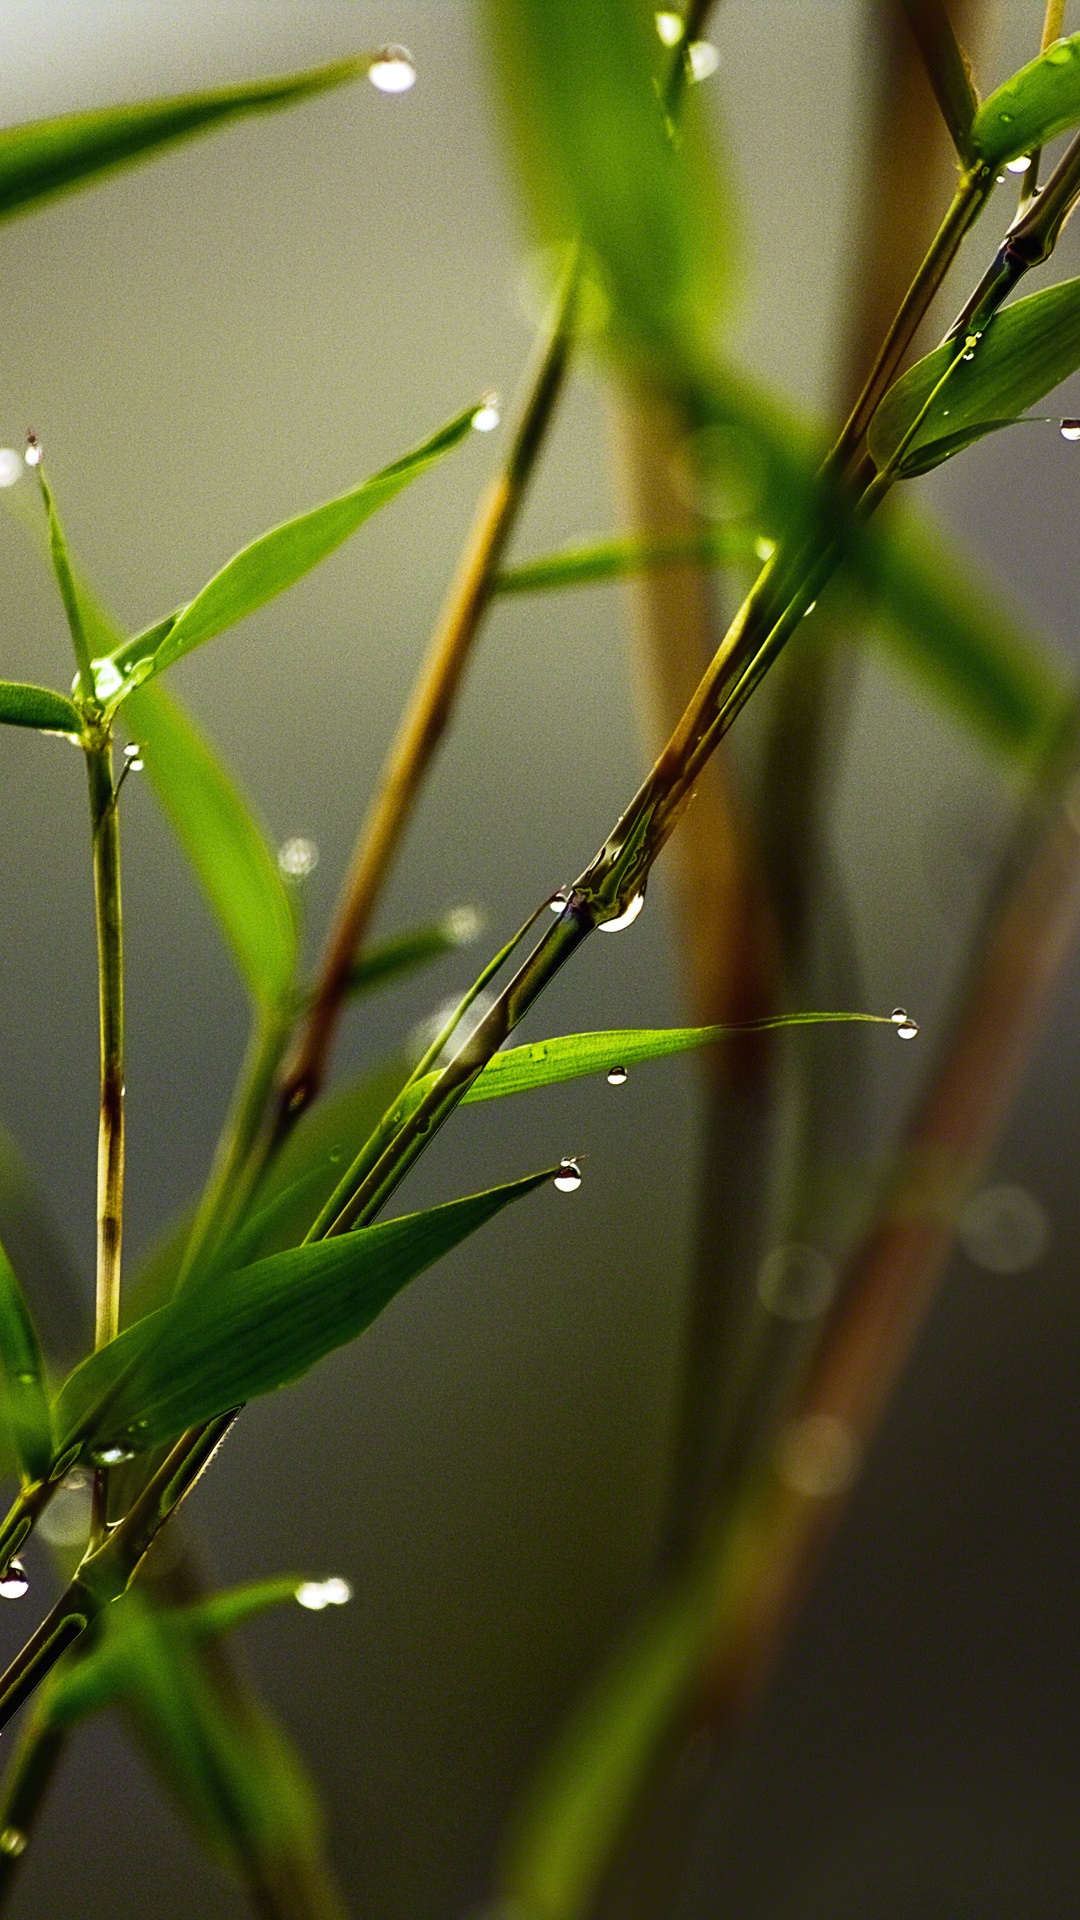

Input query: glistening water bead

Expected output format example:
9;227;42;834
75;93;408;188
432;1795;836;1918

368;46;416;93
606;1065;628;1086
1062;420;1080;441
471;397;501;432
599;893;644;933
554;1157;582;1192
891;1007;919;1041
278;835;319;879
0;448;22;487
295;1577;353;1611
0;1560;28;1600
1006;155;1032;173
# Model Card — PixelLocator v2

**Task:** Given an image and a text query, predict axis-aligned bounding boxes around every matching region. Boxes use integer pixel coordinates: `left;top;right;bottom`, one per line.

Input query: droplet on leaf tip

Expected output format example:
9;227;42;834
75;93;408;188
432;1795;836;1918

655;11;683;46
890;1006;919;1041
606;1065;628;1086
554;1157;582;1193
1006;155;1032;173
688;39;720;80
23;432;41;468
471;397;500;433
296;1576;353;1611
1061;419;1080;441
368;46;415;93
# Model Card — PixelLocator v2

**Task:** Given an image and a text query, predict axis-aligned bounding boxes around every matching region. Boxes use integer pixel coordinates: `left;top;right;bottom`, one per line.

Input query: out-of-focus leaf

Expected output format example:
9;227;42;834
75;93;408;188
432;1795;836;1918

123;682;295;1009
37;466;96;696
0;1237;53;1483
247;1054;411;1255
105;406;481;692
55;1169;555;1457
0;1124;86;1361
455;1013;893;1106
868;278;1080;476
486;0;730;369
44;1589;330;1884
345;908;482;999
176;1577;303;1644
0;681;80;734
0;56;373;224
851;513;1069;761
494;527;761;595
972;33;1080;166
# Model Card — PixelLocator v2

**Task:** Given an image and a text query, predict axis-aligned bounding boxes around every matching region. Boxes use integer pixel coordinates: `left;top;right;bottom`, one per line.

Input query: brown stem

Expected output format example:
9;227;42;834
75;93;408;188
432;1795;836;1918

274;263;576;1132
898;0;980;157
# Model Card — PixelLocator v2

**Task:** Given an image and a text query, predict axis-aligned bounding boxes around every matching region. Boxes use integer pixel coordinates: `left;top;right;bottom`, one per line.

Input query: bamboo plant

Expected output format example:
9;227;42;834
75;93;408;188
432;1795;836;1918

0;3;1077;1913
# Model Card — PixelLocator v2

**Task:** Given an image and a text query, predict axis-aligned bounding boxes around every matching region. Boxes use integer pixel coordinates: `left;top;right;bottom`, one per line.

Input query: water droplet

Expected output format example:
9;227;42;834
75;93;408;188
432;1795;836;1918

368;46;416;93
890;1007;918;1040
804;599;817;615
1006;154;1032;174
0;1560;29;1601
471;397;501;433
655;10;683;46
962;349;975;361
445;905;482;944
599;893;644;933
757;1244;836;1321
754;535;776;561
688;39;720;81
0;1829;26;1858
0;448;23;487
90;658;124;701
554;1157;582;1193
960;1183;1048;1274
1061;419;1080;441
295;1576;353;1611
996;173;1006;185
23;433;41;468
92;1445;134;1466
39;1481;92;1550
606;1065;628;1086
776;1414;859;1498
278;835;318;879
549;888;572;914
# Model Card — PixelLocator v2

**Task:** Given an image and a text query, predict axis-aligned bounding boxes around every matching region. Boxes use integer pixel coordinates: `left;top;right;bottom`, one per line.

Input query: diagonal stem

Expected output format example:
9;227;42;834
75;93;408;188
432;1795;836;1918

85;733;125;1543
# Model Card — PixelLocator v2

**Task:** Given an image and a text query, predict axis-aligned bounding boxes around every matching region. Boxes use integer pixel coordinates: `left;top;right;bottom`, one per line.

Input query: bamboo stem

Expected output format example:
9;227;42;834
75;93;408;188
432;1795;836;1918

85;735;125;1545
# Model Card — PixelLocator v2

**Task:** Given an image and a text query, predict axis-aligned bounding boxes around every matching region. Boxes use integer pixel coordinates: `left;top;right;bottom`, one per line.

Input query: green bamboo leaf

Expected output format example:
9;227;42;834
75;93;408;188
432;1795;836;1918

106;405;482;692
455;1013;898;1107
122;682;295;1010
493;527;762;596
345;907;482;1000
971;33;1080;166
36;464;97;697
868;278;1080;476
0;680;80;735
0;55;374;225
486;0;730;369
45;1590;328;1882
0;1235;53;1484
176;1576;308;1644
55;1169;556;1458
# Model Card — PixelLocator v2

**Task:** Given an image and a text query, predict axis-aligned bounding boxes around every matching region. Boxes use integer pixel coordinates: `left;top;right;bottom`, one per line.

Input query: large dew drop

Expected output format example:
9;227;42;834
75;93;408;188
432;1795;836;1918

891;1007;919;1041
91;658;124;702
471;396;501;433
554;1157;582;1193
1006;155;1032;173
688;40;720;80
599;893;644;933
0;448;23;487
368;46;416;93
0;1560;29;1601
655;11;683;46
1061;419;1080;442
278;835;319;879
606;1065;628;1086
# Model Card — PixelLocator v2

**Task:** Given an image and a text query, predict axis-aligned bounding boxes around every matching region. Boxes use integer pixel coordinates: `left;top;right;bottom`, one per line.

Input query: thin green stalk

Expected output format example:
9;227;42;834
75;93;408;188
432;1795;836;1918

952;122;1080;338
1018;0;1068;209
0;1706;67;1910
85;734;125;1544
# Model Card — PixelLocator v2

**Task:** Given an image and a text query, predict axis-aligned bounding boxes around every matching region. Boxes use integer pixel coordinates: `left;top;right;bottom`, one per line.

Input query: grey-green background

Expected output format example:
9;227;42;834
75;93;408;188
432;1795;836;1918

1;3;1079;1914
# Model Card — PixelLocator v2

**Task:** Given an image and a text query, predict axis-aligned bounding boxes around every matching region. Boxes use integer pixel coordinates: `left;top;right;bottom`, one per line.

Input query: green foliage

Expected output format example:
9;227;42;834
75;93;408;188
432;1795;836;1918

486;0;730;371
104;405;482;694
54;1170;556;1458
972;33;1080;166
0;681;80;734
868;277;1080;476
0;56;374;224
123;683;296;1011
494;528;762;595
247;1055;411;1254
345;909;482;999
0;1237;53;1484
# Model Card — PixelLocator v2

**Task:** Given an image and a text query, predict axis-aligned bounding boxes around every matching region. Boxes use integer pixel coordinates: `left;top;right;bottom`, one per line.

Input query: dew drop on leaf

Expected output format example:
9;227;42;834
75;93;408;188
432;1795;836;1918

655;11;683;46
554;1157;582;1193
606;1065;628;1086
688;40;720;81
1061;419;1080;441
368;46;416;93
295;1576;352;1610
0;448;22;487
1006;155;1032;173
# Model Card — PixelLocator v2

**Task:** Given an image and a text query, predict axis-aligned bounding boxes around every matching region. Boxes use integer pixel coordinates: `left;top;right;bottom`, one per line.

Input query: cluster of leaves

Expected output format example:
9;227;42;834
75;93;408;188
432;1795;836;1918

0;4;1080;1913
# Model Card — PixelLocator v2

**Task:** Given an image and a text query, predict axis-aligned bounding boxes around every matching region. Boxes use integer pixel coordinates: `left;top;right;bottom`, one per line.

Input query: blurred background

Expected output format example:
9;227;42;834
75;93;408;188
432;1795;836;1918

0;2;1079;1914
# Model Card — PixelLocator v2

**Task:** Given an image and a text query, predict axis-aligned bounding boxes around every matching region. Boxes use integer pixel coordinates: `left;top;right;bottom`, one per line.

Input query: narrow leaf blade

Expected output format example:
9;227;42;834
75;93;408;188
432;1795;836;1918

0;1236;53;1483
110;406;480;687
494;528;761;596
0;56;372;224
122;681;296;1009
868;278;1080;475
55;1170;555;1456
0;680;80;734
972;33;1080;166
